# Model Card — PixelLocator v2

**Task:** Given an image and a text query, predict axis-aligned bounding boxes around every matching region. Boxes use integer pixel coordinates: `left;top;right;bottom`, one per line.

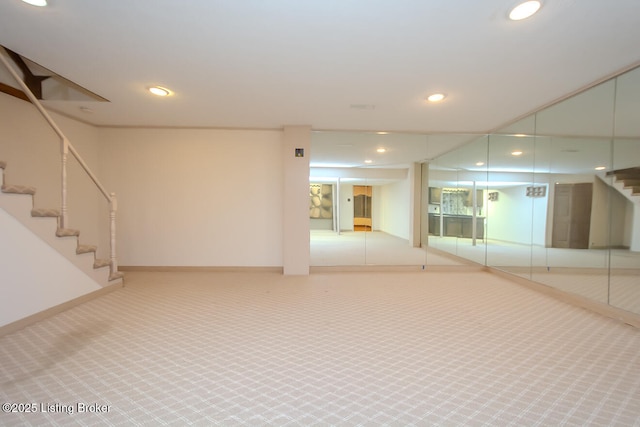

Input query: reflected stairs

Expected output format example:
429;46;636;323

0;160;123;286
607;167;640;203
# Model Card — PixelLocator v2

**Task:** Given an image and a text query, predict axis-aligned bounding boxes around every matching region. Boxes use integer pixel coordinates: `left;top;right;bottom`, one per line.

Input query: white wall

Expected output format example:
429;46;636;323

0;208;100;327
486;184;547;246
97;127;284;267
0;92;104;257
282;125;310;275
378;179;411;240
339;183;354;232
590;176;629;248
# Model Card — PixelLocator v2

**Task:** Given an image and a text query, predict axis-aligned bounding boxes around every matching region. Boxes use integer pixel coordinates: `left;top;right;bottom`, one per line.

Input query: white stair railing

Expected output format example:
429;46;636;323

0;46;119;279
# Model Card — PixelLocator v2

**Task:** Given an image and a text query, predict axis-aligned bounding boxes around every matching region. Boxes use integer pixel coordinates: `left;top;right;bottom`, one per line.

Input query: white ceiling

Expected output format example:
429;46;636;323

1;0;640;167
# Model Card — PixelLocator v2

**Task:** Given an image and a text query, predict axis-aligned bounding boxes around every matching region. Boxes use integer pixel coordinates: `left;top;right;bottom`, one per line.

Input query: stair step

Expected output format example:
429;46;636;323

76;244;97;255
615;174;640;181
2;184;36;195
622;179;640;187
93;259;110;269
56;228;80;237
31;208;61;218
109;271;125;282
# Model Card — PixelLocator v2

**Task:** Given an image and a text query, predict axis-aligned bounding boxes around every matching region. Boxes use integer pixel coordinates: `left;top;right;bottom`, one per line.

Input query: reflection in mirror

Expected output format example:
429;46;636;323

427;136;488;265
427;65;640;316
530;78;617;303
532;136;613;302
309;131;431;267
312;57;640;317
485;133;535;277
609;66;640;314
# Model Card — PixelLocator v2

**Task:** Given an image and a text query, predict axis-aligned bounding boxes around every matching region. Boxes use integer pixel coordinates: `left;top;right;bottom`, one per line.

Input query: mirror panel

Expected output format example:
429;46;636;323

533;136;613;303
531;78;616;302
428;65;640;316
485;133;535;279
424;135;489;265
310;131;429;267
609;66;640;314
311;62;640;317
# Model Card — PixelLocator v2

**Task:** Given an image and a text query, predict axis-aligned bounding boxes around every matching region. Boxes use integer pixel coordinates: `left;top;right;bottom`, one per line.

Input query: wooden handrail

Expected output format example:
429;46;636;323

0;47;111;203
0;46;119;279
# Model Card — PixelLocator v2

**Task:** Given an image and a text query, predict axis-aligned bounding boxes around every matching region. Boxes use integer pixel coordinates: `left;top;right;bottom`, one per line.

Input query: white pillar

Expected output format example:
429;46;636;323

631;204;640;252
409;162;422;247
283;125;311;275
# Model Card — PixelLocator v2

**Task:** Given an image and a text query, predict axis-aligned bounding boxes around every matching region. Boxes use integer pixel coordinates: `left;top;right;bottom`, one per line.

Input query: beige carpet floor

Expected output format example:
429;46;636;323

1;270;639;426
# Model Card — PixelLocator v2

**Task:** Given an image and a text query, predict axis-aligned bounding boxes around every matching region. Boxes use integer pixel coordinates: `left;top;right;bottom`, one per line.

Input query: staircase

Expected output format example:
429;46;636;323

1;160;123;286
607;167;640;203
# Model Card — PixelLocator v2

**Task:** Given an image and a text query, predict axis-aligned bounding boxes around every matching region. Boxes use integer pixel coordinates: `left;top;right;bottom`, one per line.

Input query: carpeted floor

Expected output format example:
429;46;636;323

1;270;639;426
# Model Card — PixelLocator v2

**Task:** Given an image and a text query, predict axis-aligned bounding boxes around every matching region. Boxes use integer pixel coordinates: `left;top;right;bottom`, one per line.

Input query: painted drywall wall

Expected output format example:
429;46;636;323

283;125;310;275
97;127;284;267
0;207;100;327
339;183;354;232
0;92;104;257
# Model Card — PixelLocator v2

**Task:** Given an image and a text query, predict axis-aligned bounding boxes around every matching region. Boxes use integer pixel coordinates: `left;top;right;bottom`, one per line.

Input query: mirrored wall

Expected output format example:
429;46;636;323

309;132;431;267
309;64;639;316
429;65;640;316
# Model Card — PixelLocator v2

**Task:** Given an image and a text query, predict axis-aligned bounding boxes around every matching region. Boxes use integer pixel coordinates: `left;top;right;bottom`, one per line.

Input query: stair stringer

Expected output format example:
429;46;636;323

0;166;122;287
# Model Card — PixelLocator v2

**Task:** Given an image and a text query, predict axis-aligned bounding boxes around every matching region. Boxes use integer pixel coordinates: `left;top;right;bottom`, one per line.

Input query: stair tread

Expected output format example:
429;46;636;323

109;272;125;282
56;228;80;237
76;244;97;254
31;208;61;217
2;184;36;195
93;258;111;269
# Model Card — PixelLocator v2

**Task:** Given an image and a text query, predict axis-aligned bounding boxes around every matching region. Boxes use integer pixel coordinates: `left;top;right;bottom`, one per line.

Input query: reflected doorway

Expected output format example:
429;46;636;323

353;185;372;231
552;183;593;249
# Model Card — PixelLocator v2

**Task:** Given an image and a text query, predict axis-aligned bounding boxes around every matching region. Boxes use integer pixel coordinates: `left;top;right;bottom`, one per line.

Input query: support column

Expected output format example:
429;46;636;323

283;125;311;275
409;162;422;247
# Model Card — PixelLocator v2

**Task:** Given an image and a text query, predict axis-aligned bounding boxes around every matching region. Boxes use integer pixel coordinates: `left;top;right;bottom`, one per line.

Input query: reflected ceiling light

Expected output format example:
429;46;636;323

148;86;171;97
595;166;606;171
511;150;524;156
364;159;373;164
426;93;446;102
376;131;388;135
376;148;387;153
514;133;528;137
509;1;542;21
21;0;47;6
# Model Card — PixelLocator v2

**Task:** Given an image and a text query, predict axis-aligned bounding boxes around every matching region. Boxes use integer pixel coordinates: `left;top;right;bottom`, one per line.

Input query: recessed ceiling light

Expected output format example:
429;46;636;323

364;160;373;164
376;148;386;153
509;1;542;21
21;0;47;6
514;134;528;137
376;131;388;135
511;150;523;156
595;166;606;171
149;86;171;97
476;162;485;166
427;93;446;103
